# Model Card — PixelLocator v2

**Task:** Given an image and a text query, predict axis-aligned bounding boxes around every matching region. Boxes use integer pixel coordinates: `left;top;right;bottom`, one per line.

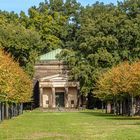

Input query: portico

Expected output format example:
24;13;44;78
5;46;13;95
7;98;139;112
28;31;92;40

39;74;79;108
33;49;80;109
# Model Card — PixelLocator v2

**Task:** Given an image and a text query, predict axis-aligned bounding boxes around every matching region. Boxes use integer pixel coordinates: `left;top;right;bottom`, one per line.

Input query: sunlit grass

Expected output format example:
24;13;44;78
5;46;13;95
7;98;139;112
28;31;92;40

0;110;140;140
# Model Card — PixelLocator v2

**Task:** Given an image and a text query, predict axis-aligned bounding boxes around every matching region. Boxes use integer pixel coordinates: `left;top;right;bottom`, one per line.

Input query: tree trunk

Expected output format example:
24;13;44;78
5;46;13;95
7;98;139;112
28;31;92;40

105;102;107;114
131;94;134;116
0;102;1;121
5;102;9;119
120;100;123;115
21;103;23;114
114;101;116;115
101;101;104;112
107;101;111;113
1;103;4;121
113;97;116;115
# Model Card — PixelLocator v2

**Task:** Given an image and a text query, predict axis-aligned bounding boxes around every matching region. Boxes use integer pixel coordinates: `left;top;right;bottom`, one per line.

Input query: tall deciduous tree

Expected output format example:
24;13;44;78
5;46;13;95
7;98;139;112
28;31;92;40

60;0;140;96
0;49;32;103
0;12;42;76
95;61;140;116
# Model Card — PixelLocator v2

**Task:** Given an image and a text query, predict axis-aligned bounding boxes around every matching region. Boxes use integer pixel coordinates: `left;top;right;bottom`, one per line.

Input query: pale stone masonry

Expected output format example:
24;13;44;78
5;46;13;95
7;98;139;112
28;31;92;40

34;49;80;109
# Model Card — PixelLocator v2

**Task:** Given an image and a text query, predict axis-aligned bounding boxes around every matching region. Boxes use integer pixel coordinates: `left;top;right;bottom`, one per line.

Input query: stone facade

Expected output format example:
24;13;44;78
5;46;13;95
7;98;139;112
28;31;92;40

33;49;79;109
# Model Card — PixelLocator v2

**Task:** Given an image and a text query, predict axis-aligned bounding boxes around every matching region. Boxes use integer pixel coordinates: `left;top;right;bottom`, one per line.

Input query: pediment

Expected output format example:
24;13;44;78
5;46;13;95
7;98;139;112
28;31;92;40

39;74;68;82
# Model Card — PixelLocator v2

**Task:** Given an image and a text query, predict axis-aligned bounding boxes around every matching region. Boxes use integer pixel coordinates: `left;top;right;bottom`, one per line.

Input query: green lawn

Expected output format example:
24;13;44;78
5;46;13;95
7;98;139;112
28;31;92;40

0;110;140;140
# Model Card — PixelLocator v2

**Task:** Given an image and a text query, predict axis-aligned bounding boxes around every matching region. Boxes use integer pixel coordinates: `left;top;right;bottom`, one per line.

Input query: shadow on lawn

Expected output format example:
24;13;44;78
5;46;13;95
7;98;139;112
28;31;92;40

80;111;114;117
80;111;140;120
107;117;140;120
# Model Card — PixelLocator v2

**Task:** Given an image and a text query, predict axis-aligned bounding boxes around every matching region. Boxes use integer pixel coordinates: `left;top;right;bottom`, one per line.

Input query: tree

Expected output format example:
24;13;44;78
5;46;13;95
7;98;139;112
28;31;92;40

95;61;140;116
0;49;32;103
59;0;140;97
0;13;42;76
27;0;81;53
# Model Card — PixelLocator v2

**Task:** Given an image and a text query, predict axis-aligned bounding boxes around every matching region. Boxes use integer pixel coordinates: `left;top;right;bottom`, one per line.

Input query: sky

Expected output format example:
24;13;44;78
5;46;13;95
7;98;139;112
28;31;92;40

0;0;119;14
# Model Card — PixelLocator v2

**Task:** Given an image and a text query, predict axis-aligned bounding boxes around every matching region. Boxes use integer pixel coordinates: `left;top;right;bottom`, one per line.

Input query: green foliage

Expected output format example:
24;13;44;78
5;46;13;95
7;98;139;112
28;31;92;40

0;0;82;77
27;0;81;53
59;0;140;95
0;11;42;77
0;0;140;97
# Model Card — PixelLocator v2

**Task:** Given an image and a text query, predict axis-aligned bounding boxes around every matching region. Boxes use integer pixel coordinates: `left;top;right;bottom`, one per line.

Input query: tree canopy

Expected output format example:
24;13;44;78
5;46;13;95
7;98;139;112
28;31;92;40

0;49;32;103
59;0;140;95
0;0;140;97
95;61;140;99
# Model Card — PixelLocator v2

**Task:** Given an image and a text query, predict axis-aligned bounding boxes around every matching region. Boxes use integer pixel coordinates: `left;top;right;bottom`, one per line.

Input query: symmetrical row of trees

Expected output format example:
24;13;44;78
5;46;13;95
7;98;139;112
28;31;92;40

0;49;32;103
95;61;140;116
0;0;140;113
0;48;32;120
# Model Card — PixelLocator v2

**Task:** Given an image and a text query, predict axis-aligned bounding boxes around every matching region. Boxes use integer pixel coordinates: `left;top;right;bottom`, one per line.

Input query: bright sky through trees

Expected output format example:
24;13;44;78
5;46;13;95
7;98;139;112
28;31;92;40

0;0;119;14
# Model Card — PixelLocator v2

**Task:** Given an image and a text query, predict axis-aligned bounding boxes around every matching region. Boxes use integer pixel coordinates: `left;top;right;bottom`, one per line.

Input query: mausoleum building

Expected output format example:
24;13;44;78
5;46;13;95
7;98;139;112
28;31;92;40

33;49;79;109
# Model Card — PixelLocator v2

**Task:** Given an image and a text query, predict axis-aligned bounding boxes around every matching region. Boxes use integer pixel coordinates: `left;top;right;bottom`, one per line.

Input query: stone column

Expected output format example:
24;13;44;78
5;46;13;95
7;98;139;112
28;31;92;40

40;87;43;107
65;87;69;108
52;87;56;108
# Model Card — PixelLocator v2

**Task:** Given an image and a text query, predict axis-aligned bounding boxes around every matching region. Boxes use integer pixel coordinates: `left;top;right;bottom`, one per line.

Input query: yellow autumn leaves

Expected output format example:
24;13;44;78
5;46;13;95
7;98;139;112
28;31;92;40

0;49;32;103
95;61;140;99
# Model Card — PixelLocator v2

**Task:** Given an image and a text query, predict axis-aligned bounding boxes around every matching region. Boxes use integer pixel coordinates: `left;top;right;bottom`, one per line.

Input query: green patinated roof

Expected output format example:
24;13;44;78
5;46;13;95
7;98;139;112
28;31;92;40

39;48;62;61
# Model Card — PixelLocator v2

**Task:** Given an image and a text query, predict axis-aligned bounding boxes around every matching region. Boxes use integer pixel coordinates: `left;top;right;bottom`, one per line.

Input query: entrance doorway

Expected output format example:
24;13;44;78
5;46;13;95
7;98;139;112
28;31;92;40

55;92;64;107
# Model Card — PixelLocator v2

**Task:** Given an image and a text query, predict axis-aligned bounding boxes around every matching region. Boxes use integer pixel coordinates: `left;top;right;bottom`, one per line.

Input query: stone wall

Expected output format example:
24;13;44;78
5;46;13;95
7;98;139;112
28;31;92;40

34;61;68;80
68;87;78;108
42;88;52;108
34;60;79;109
41;87;78;108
